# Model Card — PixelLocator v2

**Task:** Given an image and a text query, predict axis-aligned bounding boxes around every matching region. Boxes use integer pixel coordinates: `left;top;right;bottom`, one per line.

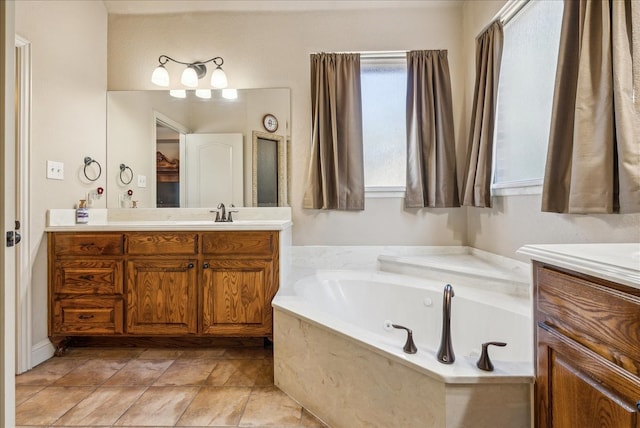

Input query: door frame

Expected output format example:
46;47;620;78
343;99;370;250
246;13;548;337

1;0;17;425
15;34;32;374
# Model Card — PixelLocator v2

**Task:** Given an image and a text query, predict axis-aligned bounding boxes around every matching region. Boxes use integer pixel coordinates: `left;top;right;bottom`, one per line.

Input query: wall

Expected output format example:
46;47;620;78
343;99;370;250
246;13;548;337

107;5;468;246
461;0;640;260
15;0;108;361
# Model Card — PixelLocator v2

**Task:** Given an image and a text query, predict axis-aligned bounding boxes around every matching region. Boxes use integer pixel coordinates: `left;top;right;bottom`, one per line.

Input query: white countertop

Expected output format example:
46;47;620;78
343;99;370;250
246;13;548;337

517;243;640;290
45;208;293;232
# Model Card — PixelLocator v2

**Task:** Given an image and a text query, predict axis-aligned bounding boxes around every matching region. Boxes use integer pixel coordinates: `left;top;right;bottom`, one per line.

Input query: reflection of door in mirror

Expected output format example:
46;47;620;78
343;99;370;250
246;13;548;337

252;131;286;207
185;133;244;207
156;121;181;208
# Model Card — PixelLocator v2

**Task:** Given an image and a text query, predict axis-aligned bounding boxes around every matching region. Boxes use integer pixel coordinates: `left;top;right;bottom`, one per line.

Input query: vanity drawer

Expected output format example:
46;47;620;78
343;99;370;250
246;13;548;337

536;265;640;374
53;260;123;294
52;297;123;334
53;233;124;256
126;232;198;255
202;231;277;257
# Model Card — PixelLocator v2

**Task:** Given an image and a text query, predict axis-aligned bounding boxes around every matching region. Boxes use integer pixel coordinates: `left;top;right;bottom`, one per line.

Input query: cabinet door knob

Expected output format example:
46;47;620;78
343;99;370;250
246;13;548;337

187;263;194;269
203;263;210;269
636;401;640;412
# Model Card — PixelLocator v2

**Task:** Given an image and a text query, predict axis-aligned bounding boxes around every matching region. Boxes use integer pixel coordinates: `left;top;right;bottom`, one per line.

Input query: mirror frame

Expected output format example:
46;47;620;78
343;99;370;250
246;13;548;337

252;131;287;207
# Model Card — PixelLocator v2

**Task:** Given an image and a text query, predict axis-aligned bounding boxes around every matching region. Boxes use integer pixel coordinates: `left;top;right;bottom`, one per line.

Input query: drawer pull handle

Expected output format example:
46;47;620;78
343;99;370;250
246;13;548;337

187;263;194;269
78;314;94;320
203;263;210;269
79;275;94;281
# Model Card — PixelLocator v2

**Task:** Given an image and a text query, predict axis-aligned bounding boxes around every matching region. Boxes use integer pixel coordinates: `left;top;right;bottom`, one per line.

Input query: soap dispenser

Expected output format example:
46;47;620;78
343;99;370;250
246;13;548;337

76;199;89;224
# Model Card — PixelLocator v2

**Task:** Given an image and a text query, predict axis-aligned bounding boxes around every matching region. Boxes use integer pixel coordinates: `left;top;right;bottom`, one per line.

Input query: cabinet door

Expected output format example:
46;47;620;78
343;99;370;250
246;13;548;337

126;259;197;335
537;325;640;428
201;259;274;336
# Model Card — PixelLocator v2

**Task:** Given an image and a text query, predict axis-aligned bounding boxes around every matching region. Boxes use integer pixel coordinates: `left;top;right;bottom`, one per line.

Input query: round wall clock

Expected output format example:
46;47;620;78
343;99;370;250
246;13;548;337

262;114;279;133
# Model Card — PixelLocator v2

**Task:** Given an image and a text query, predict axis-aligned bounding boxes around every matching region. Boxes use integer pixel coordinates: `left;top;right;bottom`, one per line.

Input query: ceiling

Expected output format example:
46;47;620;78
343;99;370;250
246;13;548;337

102;0;461;15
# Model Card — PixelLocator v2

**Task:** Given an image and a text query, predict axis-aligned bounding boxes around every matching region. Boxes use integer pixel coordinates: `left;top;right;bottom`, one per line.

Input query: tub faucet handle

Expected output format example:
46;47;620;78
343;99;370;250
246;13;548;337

391;324;418;354
476;341;507;371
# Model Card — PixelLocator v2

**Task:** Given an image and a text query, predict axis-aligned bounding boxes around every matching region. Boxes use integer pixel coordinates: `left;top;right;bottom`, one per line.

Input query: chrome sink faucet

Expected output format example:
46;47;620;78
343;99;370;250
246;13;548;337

437;283;455;364
217;203;226;221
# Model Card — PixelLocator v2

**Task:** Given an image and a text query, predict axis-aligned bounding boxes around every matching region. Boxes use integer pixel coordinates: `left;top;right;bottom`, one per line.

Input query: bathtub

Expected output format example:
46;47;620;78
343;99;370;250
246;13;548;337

273;269;533;428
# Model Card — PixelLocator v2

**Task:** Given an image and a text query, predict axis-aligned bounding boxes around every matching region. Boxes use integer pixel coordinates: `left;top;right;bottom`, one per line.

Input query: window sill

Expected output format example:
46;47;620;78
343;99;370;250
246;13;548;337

491;179;542;196
365;186;406;198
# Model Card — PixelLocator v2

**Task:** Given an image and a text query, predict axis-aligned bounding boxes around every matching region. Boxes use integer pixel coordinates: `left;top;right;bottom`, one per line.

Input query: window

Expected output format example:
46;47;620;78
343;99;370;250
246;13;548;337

492;0;563;194
361;56;407;193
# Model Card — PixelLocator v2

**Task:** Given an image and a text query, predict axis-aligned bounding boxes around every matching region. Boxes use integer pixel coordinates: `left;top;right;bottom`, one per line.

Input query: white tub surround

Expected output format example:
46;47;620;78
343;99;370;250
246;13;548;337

273;246;533;428
517;243;640;289
46;207;292;232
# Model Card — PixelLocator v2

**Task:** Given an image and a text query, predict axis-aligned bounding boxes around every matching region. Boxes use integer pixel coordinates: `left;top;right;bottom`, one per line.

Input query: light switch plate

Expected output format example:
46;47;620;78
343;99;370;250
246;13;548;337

46;160;64;180
137;175;147;188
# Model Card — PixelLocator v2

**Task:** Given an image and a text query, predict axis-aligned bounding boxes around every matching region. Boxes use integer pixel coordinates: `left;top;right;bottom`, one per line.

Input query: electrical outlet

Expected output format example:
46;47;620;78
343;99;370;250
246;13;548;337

46;160;64;180
137;175;147;188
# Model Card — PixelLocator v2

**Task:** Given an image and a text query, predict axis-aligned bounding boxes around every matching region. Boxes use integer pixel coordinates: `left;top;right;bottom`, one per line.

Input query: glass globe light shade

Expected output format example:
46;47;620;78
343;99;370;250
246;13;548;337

195;89;212;99
151;65;170;87
181;66;199;88
221;88;238;100
210;66;228;89
169;89;187;99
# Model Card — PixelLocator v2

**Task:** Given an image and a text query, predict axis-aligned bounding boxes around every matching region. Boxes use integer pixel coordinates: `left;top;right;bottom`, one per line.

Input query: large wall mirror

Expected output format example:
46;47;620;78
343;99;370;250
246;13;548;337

106;88;290;208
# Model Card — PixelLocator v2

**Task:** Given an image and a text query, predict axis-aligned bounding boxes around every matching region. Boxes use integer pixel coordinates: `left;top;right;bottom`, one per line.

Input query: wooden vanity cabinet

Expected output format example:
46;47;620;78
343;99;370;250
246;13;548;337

125;233;198;335
48;233;125;336
201;231;279;336
534;262;640;428
48;230;280;343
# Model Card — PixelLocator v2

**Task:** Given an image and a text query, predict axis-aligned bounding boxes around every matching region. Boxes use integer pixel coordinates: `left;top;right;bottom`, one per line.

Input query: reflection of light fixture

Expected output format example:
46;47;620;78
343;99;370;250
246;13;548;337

195;89;212;99
151;55;228;89
222;88;238;100
169;89;186;99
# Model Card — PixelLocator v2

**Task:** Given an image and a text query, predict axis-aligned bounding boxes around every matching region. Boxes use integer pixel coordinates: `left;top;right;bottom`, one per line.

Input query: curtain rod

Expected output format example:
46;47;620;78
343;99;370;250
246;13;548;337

476;0;530;38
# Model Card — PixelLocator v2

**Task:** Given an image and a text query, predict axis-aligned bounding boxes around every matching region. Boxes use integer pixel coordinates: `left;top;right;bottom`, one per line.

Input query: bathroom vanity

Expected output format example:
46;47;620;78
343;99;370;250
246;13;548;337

46;208;291;354
519;244;640;428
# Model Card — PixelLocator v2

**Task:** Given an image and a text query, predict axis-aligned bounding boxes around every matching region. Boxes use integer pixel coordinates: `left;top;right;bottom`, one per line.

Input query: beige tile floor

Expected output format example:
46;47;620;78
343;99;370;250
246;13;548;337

16;346;328;428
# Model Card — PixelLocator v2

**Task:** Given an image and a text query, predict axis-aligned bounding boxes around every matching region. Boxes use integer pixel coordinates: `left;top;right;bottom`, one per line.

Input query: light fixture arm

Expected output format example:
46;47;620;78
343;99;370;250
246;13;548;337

157;55;224;68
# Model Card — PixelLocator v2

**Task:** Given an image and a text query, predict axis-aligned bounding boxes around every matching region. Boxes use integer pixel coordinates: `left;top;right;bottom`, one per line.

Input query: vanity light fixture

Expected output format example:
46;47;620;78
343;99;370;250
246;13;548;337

222;88;238;100
151;54;228;89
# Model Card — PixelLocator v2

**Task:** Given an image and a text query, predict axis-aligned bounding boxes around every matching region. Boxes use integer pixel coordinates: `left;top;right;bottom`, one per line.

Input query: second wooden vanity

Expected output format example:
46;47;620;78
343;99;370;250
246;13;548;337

48;229;280;351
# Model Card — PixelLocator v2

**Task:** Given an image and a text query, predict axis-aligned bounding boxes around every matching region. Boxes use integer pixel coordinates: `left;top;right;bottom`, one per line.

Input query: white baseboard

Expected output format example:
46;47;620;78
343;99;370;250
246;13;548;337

31;339;55;367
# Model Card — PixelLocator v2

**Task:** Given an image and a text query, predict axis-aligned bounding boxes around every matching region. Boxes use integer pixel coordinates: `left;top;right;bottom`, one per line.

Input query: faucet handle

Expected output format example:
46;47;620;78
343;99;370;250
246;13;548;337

476;341;507;371
391;324;418;354
227;210;238;222
209;210;221;222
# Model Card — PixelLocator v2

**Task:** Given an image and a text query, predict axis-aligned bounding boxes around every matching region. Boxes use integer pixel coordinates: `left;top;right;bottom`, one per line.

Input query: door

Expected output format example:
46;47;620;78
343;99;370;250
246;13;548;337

1;1;16;425
201;258;272;336
537;325;640;428
185;133;243;207
126;259;197;335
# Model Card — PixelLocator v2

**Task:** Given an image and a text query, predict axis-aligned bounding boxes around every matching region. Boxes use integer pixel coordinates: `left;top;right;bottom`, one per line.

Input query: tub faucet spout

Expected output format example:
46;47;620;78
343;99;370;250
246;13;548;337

436;283;455;364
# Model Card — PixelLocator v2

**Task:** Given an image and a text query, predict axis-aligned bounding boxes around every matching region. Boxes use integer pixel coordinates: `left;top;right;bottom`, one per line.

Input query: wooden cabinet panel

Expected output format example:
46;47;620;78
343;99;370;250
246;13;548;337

53;233;123;256
126;259;197;334
53;260;123;294
537;266;640;376
537;325;640;428
202;259;273;335
127;232;198;255
534;262;640;428
202;231;276;257
53;297;123;334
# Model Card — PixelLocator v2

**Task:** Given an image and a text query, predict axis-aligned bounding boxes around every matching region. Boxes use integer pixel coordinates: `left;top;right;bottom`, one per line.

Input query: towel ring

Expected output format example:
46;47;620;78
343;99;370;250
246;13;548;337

83;156;102;182
119;163;133;185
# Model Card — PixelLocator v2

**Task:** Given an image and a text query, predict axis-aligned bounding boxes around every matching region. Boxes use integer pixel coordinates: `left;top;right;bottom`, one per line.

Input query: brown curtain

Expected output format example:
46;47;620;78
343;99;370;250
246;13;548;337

542;0;640;214
303;53;365;210
405;50;459;208
461;21;504;208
